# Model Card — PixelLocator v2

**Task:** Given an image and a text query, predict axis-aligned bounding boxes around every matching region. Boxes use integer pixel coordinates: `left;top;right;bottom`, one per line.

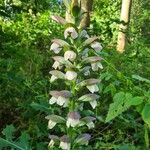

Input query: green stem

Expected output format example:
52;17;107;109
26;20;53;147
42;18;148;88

144;124;149;148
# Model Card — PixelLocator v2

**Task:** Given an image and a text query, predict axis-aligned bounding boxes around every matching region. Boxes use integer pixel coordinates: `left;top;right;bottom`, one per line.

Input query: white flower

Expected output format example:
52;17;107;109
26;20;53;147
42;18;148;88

66;112;81;128
89;100;98;109
49;70;65;83
60;142;71;150
50;42;62;54
65;70;77;80
48;120;57;129
75;134;91;146
64;27;78;39
50;75;58;83
78;94;99;109
64;50;77;61
49;96;68;106
52;61;62;69
87;121;95;129
48;135;59;148
57;96;67;106
48;139;55;148
86;84;99;93
91;62;103;71
60;135;71;150
49;91;71;106
91;42;102;52
81;117;96;129
49;96;57;105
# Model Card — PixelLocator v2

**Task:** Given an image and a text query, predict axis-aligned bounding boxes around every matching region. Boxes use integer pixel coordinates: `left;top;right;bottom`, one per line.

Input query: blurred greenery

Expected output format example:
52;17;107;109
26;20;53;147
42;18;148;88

0;0;150;149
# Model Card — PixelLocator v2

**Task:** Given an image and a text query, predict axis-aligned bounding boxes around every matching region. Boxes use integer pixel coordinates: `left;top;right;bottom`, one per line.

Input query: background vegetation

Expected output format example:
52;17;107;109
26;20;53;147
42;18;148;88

0;0;150;149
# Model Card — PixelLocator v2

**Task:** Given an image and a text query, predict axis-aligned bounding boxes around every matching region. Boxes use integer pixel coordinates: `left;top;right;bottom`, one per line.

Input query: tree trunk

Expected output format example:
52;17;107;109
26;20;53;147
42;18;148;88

65;0;93;28
116;0;131;53
79;0;93;29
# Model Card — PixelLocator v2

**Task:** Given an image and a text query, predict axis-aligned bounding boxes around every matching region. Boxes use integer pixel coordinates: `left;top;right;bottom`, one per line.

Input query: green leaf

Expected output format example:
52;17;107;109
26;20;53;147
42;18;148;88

0;127;30;150
128;96;143;106
16;132;30;150
0;138;25;150
142;104;150;126
132;74;150;84
2;124;15;141
105;92;143;122
30;102;49;112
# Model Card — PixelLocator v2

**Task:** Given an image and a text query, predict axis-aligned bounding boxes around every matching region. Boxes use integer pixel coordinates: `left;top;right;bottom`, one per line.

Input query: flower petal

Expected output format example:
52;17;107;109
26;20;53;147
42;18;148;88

91;42;102;51
50;42;62;54
49;96;57;105
64;27;78;39
78;94;99;102
57;96;67;106
50;75;58;83
48;120;57;129
67;112;81;128
86;84;99;93
89;100;98;109
49;70;65;79
60;135;70;150
75;133;91;145
64;50;77;61
65;70;77;80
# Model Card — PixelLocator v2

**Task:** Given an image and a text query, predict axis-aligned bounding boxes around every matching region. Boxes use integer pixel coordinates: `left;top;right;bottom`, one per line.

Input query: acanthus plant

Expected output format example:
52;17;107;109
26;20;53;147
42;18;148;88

46;1;103;150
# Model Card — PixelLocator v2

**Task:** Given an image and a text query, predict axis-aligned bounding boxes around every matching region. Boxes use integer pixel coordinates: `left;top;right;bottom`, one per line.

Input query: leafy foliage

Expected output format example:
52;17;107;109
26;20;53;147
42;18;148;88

0;125;30;150
106;92;143;122
0;0;150;149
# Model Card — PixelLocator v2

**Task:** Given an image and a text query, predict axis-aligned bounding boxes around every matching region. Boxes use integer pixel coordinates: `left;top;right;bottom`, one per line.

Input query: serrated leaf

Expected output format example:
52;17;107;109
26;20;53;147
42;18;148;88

128;96;143;106
16;132;30;150
142;104;150;126
105;92;143;122
2;125;15;141
45;115;65;123
0;138;25;150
